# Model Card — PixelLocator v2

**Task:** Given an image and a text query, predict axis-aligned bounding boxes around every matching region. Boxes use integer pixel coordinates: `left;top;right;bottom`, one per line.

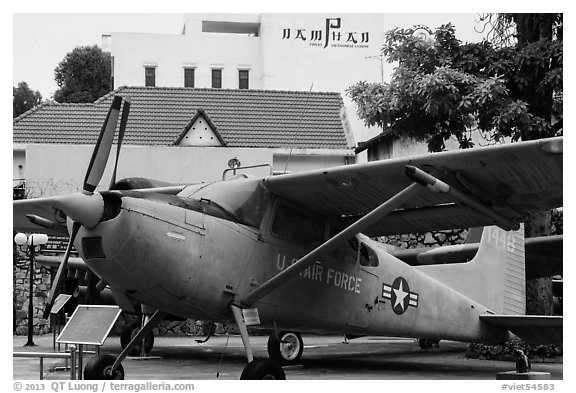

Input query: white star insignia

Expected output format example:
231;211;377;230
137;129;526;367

393;280;409;311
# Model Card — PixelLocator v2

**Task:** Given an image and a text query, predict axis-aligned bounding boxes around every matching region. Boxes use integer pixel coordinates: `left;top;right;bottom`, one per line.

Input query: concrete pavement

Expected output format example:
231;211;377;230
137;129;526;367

13;334;563;380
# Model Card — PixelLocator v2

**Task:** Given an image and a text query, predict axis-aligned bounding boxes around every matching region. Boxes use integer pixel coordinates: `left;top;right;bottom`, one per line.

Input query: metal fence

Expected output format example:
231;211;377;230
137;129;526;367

13;345;77;380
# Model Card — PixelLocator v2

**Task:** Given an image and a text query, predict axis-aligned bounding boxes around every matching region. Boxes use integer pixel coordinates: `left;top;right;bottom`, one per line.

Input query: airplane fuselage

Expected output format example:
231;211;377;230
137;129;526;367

77;179;506;345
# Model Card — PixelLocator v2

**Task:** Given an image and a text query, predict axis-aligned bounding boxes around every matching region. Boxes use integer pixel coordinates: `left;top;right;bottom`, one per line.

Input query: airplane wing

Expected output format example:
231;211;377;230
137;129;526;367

480;315;562;345
13;197;70;236
13;186;186;236
264;137;562;236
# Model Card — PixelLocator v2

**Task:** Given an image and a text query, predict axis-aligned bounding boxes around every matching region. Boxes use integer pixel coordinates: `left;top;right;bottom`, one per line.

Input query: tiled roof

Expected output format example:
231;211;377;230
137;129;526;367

13;86;353;150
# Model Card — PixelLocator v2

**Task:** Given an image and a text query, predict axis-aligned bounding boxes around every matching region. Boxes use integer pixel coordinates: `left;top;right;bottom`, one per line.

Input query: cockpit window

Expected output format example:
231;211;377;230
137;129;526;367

271;203;324;249
349;238;379;267
359;242;379;267
178;177;269;228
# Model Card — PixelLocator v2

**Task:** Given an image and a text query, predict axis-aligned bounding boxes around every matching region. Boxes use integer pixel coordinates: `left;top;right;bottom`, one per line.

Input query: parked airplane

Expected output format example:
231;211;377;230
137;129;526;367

13;96;563;379
34;231;563;351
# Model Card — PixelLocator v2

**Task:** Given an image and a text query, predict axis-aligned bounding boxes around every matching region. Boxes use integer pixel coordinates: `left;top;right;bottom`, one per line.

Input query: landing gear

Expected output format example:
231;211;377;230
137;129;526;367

240;359;286;380
231;305;286;380
121;319;154;356
84;354;124;380
84;310;166;380
418;338;440;349
267;331;303;365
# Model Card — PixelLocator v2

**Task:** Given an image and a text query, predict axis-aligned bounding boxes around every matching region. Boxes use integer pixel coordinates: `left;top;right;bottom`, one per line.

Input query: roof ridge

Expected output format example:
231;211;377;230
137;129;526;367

93;86;127;104
120;85;341;96
13;101;56;123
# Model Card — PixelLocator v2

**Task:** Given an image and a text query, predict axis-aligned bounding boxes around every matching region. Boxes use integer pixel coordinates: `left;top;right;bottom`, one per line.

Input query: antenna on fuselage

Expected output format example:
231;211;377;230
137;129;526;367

283;83;314;174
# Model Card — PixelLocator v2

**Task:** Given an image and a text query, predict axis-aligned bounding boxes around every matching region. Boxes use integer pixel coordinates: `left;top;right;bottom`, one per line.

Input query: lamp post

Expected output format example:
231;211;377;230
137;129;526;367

14;233;48;347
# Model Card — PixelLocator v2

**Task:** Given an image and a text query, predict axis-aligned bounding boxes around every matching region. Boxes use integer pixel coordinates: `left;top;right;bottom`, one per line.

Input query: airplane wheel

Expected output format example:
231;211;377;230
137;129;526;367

121;319;154;356
267;331;303;365
84;354;124;380
240;359;286;380
418;338;440;349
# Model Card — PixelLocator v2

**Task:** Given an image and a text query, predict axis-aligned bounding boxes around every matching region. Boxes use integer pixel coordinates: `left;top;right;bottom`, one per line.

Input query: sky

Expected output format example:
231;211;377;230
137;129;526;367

11;9;490;100
13;13;185;99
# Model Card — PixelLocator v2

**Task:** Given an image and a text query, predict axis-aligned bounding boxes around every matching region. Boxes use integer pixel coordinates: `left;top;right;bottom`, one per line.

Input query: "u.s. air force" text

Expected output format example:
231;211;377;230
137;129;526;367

276;255;361;293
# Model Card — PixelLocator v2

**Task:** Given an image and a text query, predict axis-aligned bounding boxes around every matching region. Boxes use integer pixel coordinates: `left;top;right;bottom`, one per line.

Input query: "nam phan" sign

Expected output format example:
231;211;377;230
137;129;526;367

281;18;370;49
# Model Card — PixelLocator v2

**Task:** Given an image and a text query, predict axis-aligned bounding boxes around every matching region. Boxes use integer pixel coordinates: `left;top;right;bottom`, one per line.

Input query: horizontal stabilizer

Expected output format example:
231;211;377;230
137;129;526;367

393;235;562;280
35;255;86;270
480;315;563;345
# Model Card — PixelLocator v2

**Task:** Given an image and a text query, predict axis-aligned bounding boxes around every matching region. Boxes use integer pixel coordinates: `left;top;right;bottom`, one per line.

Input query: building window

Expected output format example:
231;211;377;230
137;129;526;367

184;68;195;88
145;66;156;87
239;69;249;89
211;69;222;88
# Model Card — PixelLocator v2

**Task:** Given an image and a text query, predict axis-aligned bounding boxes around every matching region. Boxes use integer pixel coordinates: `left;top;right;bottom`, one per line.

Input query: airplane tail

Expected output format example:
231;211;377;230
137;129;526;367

417;225;526;315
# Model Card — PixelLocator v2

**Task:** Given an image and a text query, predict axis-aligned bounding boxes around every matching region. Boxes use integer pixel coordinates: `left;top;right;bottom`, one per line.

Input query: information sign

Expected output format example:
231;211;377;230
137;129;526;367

57;305;121;345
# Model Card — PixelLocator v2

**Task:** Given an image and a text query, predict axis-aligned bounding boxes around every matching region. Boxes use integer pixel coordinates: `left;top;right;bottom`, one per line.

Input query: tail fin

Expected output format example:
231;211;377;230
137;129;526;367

417;225;525;315
464;227;484;244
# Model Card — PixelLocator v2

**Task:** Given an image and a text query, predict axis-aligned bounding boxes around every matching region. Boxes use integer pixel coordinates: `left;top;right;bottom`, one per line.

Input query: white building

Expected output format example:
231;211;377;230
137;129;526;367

106;13;386;143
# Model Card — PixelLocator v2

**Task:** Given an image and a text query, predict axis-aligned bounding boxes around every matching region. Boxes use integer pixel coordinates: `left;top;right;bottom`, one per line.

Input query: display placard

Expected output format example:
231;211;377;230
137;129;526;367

57;305;121;345
50;294;72;315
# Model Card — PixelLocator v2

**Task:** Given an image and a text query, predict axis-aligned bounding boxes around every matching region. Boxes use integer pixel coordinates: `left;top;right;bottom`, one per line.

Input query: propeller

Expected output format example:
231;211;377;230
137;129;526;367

109;98;130;189
84;96;123;194
42;222;80;318
42;95;127;318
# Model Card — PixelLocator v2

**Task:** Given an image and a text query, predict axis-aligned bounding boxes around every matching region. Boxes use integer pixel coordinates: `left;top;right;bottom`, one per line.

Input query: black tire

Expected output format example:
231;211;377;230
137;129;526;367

418;338;431;349
240;359;286;380
418;338;440;349
121;319;154;356
267;331;303;365
84;354;125;380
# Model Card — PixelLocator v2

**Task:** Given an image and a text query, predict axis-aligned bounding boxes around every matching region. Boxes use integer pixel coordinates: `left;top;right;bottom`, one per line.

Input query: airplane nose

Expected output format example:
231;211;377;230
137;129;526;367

79;196;205;311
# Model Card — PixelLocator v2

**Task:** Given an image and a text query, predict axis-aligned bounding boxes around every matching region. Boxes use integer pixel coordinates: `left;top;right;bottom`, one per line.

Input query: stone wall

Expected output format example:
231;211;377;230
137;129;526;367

13;248;51;335
378;229;469;250
112;314;214;337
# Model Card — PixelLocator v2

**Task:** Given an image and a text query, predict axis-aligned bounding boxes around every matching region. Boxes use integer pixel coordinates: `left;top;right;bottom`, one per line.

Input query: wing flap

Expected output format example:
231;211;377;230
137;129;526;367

265;137;562;236
480;315;563;345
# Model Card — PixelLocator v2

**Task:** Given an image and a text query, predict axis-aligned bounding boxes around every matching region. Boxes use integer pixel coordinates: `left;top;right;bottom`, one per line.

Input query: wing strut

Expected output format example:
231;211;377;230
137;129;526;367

241;164;525;307
240;182;422;307
405;165;520;231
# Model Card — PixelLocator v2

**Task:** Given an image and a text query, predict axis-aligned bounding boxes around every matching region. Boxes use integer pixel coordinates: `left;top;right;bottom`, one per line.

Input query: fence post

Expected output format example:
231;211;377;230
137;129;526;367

69;345;76;380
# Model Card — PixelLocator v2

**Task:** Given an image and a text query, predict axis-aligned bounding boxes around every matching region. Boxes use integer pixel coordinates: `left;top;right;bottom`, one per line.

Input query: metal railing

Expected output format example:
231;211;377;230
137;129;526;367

13;345;77;380
13;179;26;200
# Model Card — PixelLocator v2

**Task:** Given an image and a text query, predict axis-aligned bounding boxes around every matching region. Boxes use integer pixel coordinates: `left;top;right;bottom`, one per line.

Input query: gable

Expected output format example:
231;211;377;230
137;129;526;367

176;113;223;147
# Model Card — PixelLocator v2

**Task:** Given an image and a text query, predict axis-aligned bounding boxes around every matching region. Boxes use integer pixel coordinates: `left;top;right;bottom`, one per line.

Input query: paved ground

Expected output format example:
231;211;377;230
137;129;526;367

13;334;562;380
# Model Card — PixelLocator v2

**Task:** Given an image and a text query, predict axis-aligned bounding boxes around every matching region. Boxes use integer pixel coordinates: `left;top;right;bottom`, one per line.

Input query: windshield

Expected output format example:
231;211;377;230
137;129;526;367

178;177;270;228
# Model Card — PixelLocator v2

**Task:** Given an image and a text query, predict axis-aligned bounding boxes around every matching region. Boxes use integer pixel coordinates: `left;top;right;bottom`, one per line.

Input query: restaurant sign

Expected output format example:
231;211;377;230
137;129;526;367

281;18;370;49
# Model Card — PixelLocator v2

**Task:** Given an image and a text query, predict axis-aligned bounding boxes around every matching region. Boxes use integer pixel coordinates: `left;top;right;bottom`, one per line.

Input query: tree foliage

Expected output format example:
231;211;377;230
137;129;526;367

347;15;562;152
13;82;42;118
53;45;112;103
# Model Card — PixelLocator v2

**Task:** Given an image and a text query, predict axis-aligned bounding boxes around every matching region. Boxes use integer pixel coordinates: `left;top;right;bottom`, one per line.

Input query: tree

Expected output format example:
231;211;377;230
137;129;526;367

348;15;562;317
347;18;562;152
13;82;42;118
482;13;563;316
53;45;112;103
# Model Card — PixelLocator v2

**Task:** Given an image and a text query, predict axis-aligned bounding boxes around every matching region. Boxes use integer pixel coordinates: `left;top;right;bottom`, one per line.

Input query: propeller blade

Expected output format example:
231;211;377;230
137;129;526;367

43;221;81;319
109;99;130;189
83;96;123;194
